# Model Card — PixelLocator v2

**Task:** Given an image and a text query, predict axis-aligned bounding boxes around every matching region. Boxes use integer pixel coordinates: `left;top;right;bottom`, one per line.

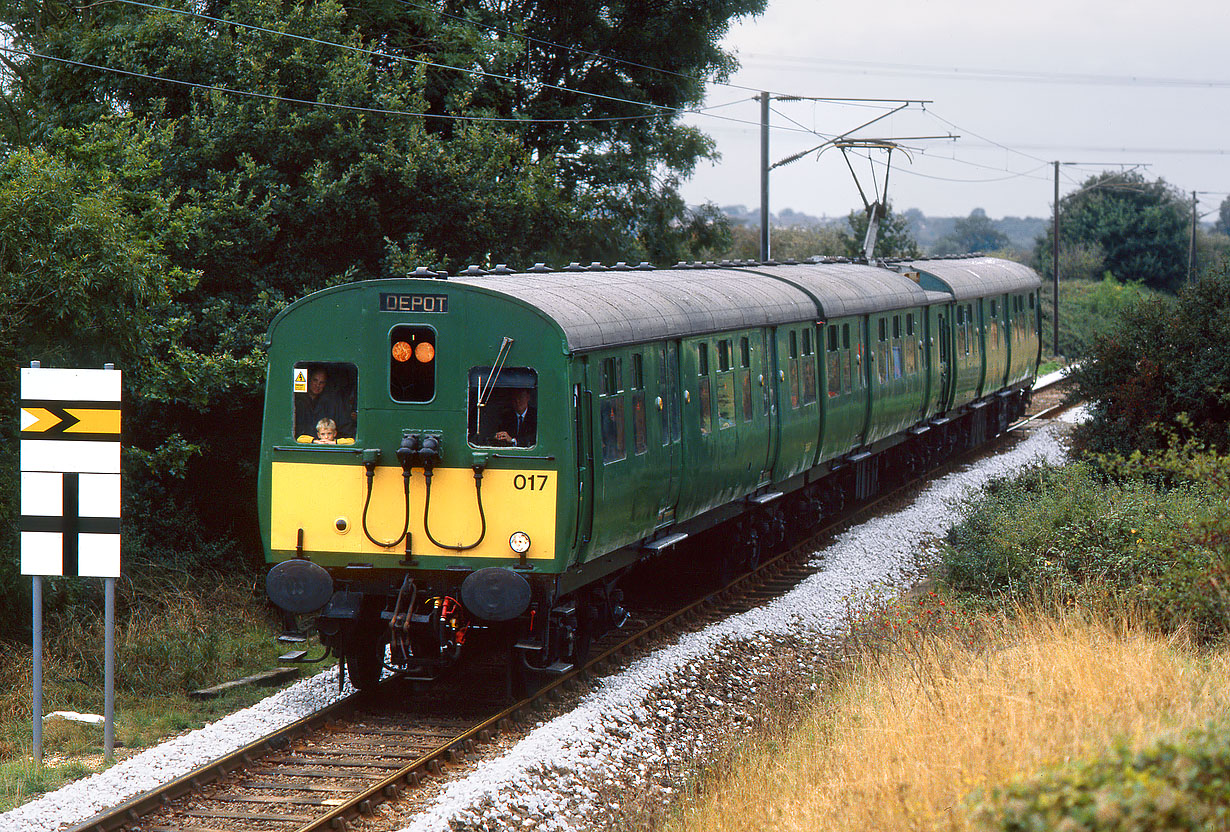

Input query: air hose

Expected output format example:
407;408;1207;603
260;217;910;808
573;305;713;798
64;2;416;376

422;465;487;551
361;461;411;548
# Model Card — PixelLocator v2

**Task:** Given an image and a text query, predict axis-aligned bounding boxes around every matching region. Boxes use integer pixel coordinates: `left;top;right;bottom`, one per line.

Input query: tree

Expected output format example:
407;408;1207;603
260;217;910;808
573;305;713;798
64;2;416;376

1034;172;1189;291
0;144;195;637
1216;196;1230;236
933;208;1010;255
0;0;766;558
837;203;920;260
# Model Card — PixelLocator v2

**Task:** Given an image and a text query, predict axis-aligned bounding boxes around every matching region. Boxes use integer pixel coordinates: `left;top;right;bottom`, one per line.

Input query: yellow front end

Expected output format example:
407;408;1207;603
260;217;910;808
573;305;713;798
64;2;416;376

270;461;557;562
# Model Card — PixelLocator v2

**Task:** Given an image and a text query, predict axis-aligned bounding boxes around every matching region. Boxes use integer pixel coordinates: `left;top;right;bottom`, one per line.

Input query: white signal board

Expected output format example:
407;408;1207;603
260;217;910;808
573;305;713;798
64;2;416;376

19;368;122;578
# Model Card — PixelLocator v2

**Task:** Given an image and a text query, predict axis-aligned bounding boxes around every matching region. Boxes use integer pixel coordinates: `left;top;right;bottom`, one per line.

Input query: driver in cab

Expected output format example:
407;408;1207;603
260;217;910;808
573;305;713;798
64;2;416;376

493;387;536;447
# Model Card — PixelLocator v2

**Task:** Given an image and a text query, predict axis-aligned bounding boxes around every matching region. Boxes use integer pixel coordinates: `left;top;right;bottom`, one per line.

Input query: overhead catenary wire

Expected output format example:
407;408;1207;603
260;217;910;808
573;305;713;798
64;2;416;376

743;53;1230;89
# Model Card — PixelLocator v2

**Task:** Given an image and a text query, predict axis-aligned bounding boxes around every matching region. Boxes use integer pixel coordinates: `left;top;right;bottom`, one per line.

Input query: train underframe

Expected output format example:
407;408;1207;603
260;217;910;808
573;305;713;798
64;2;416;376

278;387;1030;692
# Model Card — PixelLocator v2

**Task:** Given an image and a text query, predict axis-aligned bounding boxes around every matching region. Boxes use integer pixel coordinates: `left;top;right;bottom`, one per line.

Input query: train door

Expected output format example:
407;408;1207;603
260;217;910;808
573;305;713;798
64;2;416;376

655;341;683;526
760;329;778;485
572;369;595;560
936;308;951;412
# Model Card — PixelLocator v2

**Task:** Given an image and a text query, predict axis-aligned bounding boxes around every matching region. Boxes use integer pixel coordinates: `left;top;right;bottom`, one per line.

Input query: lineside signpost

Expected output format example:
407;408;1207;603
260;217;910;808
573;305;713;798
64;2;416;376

19;362;121;764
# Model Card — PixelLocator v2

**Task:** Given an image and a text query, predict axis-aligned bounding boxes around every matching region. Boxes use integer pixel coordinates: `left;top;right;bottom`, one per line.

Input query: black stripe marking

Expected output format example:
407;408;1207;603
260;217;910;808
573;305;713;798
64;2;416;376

63;473;78;577
18;517;122;535
19;432;122;442
20;399;122;411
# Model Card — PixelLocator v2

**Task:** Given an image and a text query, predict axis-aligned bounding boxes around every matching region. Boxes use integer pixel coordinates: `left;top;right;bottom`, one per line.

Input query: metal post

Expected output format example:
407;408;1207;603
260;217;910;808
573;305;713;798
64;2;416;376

759;92;770;262
104;577;115;763
1052;161;1060;358
1189;190;1198;283
30;358;43;768
32;576;43;766
103;361;116;764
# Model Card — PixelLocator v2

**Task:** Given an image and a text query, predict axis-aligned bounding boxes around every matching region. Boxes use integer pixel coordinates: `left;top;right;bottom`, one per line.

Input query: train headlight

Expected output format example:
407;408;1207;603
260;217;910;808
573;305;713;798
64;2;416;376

391;341;413;362
508;531;531;554
414;341;435;363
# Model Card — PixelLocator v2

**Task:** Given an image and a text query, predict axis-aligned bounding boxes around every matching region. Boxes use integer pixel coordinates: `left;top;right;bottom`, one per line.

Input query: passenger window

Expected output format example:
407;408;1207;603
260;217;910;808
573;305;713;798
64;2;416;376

467;367;538;448
698;343;712;435
294;362;358;443
741;369;753;422
632;353;644;390
602;357;623;396
389;326;436;403
801;353;816;403
740;337;751;368
632;392;647;454
717;373;736;429
601;398;626;463
718;340;732;373
827;334;841;398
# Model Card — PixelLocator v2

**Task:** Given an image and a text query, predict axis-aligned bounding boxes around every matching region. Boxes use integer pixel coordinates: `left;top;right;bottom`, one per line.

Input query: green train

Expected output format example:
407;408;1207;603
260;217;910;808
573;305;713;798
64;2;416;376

261;256;1041;688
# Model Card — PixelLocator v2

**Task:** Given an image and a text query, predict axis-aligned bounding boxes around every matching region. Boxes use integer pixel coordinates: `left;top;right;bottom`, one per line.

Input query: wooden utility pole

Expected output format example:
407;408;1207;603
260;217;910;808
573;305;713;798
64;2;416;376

759;93;770;262
1189;190;1198;283
1052;161;1060;357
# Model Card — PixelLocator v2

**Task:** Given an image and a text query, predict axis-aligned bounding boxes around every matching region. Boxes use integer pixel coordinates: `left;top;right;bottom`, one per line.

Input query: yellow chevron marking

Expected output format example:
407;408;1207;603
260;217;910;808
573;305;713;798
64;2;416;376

64;408;121;435
19;407;61;433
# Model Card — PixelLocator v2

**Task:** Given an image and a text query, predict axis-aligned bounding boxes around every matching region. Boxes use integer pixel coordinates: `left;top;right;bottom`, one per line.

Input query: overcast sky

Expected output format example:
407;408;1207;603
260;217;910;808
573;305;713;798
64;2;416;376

677;0;1229;221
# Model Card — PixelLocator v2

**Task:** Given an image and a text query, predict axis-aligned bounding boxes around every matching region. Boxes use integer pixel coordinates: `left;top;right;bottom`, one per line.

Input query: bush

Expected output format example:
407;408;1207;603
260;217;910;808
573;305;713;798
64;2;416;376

974;721;1230;831
1070;266;1230;456
941;459;1230;640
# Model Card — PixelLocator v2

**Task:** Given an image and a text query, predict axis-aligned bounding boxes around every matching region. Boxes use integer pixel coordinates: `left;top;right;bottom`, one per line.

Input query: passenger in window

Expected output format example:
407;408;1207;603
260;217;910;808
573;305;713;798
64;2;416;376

295;367;355;438
492;387;537;447
314;418;338;445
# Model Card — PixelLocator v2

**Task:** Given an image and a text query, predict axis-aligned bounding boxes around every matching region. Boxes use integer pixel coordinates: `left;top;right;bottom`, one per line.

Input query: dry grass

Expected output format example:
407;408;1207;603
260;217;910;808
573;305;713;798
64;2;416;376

665;609;1230;832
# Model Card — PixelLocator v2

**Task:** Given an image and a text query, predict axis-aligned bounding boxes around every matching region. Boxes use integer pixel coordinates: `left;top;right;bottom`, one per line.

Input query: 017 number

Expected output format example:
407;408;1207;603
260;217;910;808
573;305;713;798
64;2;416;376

513;474;549;491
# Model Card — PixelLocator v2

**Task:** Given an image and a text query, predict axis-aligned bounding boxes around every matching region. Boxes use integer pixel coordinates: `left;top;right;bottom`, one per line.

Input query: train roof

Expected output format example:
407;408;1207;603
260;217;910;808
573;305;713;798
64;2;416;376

904;257;1042;300
451;268;816;352
752;262;948;318
269;257;1041;354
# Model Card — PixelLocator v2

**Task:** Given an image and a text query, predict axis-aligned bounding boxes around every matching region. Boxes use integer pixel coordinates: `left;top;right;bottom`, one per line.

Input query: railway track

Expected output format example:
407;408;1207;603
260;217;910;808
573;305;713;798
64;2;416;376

67;376;1074;832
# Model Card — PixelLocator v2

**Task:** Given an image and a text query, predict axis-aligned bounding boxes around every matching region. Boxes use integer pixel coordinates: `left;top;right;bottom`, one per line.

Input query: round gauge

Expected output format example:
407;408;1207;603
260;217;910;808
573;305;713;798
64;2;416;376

415;341;436;363
391;341;413;362
508;531;531;554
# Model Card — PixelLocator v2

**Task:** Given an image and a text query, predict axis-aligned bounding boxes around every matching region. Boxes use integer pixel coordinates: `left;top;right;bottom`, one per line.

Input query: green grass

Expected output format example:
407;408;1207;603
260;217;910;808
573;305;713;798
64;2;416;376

0;580;321;810
1038;275;1168;362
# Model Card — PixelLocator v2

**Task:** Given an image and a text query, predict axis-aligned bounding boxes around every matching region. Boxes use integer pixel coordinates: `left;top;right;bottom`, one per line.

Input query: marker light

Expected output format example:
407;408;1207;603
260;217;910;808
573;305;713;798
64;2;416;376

415;341;435;363
391;341;413;362
509;531;531;554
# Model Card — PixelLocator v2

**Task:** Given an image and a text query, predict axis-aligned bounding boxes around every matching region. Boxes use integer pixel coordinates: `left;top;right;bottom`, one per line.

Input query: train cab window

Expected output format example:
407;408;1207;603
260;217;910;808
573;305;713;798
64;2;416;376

467;366;538;448
389;326;436;403
293;361;358;443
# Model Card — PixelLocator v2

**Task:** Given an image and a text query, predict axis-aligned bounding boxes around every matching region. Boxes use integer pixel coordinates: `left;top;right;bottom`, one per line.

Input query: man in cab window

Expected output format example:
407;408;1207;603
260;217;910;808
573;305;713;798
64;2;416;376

493;387;536;447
